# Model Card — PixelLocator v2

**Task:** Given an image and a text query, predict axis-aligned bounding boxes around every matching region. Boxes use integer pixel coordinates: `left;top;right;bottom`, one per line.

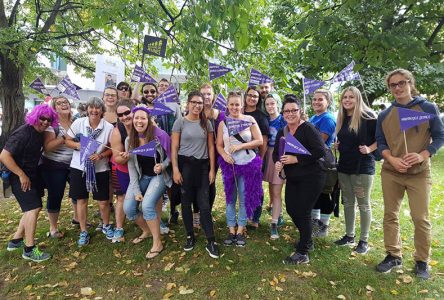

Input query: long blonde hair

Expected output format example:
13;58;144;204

336;86;375;135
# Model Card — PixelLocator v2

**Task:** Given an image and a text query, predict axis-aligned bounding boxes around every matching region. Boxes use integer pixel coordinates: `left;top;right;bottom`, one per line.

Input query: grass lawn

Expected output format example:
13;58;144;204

0;150;443;299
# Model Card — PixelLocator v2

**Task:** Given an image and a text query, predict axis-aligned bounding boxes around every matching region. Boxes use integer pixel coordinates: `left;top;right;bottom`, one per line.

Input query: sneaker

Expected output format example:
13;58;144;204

22;247;51;262
314;221;328;237
169;211;179;225
95;220;103;232
235;233;246;247
354;240;369;254
160;221;170;235
283;252;309;265
270;224;279;240
193;213;200;228
334;235;355;246
415;261;430;280
7;239;24;251
78;231;90;247
112;228;125;243
102;224;114;240
311;219;320;237
376;255;402;273
206;241;220;259
224;233;236;246
183;236;195;251
277;215;285;227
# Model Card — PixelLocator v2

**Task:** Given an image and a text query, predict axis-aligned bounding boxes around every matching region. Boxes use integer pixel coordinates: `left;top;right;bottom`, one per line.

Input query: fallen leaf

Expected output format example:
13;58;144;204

125;260;132;264
24;285;33;291
395;269;404;274
210;290;216;297
337;295;346;299
166;283;176;290
119;270;126;275
178;286;194;295
366;285;374;292
162;292;174;299
275;286;283;292
391;290;398;295
418;289;428;294
401;275;413;284
132;271;143;276
329;281;336;286
429;260;438;266
72;251;80;258
80;287;95;296
113;249;122;258
164;262;175;271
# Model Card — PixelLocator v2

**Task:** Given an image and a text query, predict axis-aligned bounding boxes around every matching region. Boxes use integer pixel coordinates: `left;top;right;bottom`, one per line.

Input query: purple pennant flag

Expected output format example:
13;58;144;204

213;93;227;111
56;76;80;100
209;62;233;81
226;117;253;136
331;61;361;83
398;107;435;132
278;136;286;157
80;135;100;165
129;140;156;157
130;65;157;83
284;133;311;155
29;78;49;95
248;68;274;87
303;78;326;95
149;102;174;116
153;85;179;104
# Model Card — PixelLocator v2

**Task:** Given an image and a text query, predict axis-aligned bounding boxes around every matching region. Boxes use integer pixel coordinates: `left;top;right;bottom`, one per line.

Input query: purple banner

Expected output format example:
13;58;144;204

248;68;274;87
213;93;227;111
284;133;311;155
278;136;286;157
129;140;156;157
149;102;174;116
226;117;253;136
398;107;435;132
29;78;49;95
153;85;179;104
209;62;233;81
56;76;80;100
130;65;157;83
331;61;361;83
303;78;326;95
80;135;100;164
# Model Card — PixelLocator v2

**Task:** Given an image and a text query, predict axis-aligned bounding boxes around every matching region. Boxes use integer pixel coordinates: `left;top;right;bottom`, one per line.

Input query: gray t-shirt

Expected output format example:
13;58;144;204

172;118;213;159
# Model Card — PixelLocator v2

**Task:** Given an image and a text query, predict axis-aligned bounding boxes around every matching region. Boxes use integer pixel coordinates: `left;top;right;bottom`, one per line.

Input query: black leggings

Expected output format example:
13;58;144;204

285;172;326;255
178;156;215;240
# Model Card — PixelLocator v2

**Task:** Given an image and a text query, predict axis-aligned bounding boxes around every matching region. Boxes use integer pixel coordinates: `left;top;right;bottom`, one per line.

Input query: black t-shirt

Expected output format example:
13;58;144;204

137;152;161;176
337;116;376;175
244;109;270;136
3;124;44;178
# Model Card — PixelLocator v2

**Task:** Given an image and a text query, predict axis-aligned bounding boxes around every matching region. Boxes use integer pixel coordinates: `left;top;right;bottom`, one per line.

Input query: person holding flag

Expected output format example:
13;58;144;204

65;97;114;247
121;104;172;259
217;91;263;247
273;95;326;264
375;69;444;279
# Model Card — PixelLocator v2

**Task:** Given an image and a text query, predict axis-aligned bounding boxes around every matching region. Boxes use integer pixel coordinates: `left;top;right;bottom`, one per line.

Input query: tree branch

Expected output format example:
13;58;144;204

157;0;174;23
8;0;21;26
40;0;63;33
41;47;95;72
0;0;8;27
427;17;444;48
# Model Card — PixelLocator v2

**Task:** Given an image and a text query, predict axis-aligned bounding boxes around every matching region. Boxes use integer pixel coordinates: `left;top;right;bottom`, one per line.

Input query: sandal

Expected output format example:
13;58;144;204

145;247;164;259
47;231;64;239
132;235;150;244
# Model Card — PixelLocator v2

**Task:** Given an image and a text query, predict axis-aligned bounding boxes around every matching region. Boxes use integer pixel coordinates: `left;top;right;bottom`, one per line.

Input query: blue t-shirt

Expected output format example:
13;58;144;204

309;112;336;147
268;115;286;147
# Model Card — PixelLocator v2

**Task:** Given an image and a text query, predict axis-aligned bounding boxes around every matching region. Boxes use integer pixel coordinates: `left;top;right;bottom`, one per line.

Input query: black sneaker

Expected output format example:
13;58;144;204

183;236;195;252
334;235;355;246
206;241;220;259
376;255;402;273
224;233;236;246
414;261;430;280
283;252;309;265
235;233;246;247
354;240;369;254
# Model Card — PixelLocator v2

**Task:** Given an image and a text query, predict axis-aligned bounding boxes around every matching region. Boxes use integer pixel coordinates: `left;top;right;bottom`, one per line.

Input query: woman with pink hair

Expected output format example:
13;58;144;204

1;104;58;262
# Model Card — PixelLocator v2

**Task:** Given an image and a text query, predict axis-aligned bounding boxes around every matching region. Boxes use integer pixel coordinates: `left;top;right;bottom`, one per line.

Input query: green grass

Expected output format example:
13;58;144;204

1;150;443;299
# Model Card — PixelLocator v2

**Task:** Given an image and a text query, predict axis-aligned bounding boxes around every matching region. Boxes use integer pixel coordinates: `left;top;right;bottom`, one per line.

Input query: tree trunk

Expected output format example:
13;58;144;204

0;52;25;150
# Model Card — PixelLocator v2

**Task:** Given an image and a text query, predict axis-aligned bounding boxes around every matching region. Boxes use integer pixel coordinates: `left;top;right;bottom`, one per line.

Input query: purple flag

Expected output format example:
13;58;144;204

153;85;179;104
209;62;233;81
56;76;80;100
29;78;49;95
398;107;435;132
80;135;100;164
303;78;326;95
129;140;156;157
278;136;286;157
248;68;274;87
284;133;311;155
226;117;253;136
149;102;174;116
213;93;227;111
130;65;157;83
331;61;361;83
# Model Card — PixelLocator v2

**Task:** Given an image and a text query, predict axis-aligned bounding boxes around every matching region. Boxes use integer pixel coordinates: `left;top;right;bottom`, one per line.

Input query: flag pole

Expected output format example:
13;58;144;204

358;77;371;107
403;131;408;154
302;79;306;113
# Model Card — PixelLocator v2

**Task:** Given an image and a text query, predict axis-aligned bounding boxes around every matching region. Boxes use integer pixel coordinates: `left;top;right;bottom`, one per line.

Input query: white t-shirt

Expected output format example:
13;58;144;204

67;117;114;172
222;115;257;165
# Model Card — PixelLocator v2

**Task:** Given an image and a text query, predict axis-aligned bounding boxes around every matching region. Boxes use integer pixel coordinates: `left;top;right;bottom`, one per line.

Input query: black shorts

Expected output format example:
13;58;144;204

10;174;43;212
69;168;110;201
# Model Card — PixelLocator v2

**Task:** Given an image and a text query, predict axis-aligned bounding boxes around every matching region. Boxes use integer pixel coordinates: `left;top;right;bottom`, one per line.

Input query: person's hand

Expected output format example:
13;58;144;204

209;169;215;184
119;152;129;159
19;173;31;192
135;194;143;201
334;141;340;150
228;144;243;154
154;163;163;175
359;145;371;154
89;153;102;162
403;152;425;166
280;154;298;165
275;161;283;173
173;169;183;185
388;156;411;173
222;152;234;164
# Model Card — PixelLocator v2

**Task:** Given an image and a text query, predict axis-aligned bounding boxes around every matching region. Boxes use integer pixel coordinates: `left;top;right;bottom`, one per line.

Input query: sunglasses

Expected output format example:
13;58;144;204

117;110;131;117
39;116;52;122
143;89;156;95
118;86;129;92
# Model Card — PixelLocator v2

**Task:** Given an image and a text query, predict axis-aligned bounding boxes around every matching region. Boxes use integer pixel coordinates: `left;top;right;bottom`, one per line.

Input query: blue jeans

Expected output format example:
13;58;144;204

226;176;247;227
124;175;166;221
41;168;69;213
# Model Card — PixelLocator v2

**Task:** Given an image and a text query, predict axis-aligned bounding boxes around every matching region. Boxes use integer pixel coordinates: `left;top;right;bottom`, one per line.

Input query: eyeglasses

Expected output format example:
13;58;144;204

118;86;129;92
143;89;157;95
104;93;117;97
39;116;52;122
282;109;300;115
189;100;204;106
246;94;259;99
389;80;409;89
56;100;69;106
117;110;131;118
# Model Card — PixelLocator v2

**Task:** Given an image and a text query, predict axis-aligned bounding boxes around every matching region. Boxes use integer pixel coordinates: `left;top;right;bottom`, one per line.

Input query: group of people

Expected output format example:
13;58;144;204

1;69;443;281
